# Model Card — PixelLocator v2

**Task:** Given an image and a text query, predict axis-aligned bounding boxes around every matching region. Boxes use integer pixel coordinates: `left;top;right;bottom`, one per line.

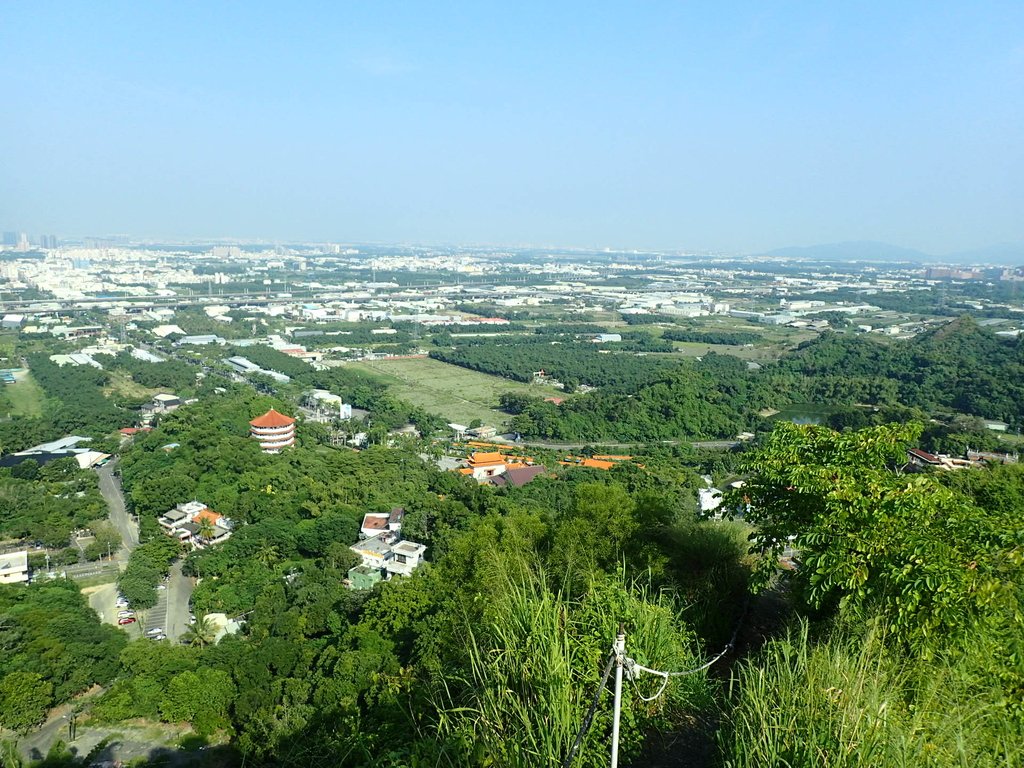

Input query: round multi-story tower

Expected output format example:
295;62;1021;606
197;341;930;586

249;408;296;453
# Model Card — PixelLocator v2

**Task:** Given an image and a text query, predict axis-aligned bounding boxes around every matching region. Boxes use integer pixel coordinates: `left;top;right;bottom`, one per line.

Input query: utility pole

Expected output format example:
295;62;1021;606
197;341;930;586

611;624;625;768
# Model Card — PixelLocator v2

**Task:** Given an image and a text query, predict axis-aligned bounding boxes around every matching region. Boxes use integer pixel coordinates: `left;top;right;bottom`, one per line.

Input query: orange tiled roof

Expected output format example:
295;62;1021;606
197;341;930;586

250;408;296;428
469;451;505;466
194;508;221;525
580;458;615;470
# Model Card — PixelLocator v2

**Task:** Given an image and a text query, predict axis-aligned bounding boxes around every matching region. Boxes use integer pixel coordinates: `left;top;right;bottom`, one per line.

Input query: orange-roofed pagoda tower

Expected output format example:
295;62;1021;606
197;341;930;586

249;409;296;453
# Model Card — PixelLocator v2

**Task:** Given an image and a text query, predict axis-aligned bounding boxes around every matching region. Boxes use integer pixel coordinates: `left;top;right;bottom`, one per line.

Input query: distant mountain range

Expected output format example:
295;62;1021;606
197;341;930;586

755;240;1024;265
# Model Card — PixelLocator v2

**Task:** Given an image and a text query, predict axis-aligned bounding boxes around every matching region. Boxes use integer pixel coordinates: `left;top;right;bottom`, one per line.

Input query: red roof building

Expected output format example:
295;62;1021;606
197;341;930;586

250;409;296;453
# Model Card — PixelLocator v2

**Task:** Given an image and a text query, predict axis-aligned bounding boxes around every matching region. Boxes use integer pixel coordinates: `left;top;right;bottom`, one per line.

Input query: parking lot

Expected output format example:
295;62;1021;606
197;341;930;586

85;559;193;643
143;580;170;640
144;559;194;642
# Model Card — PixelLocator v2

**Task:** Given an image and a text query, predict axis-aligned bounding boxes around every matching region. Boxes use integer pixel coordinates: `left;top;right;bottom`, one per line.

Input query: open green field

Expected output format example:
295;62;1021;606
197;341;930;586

349;356;564;427
666;340;792;362
5;370;45;416
103;370;164;400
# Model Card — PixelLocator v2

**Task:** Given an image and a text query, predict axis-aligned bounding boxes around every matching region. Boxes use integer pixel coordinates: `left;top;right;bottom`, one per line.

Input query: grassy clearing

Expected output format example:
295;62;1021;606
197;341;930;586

349;356;564;427
4;370;44;416
75;572;120;589
666;340;787;362
103;370;163;400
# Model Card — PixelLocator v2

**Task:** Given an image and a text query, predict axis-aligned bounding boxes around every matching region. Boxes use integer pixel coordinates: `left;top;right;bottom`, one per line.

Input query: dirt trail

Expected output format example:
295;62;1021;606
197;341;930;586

628;585;793;768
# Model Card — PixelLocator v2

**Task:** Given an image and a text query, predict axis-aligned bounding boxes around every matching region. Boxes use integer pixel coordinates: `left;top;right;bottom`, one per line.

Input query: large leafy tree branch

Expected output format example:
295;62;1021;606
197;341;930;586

734;421;1021;650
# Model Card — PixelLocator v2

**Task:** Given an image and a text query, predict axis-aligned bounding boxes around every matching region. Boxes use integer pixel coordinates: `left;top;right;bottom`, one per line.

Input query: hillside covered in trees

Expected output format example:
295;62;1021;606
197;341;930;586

493;317;1024;442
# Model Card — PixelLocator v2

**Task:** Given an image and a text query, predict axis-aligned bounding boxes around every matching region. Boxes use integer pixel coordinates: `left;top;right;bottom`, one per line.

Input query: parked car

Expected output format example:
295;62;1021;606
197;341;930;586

156;584;167;591
117;610;134;618
118;617;137;625
145;627;164;637
153;633;167;641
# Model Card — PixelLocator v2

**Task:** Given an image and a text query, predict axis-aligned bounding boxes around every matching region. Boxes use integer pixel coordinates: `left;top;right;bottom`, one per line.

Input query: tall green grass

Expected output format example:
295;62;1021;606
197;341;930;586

433;566;712;767
720;619;1023;768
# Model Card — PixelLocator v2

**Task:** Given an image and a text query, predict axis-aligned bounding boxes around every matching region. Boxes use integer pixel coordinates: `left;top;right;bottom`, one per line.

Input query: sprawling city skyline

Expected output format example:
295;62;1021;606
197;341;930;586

2;3;1022;253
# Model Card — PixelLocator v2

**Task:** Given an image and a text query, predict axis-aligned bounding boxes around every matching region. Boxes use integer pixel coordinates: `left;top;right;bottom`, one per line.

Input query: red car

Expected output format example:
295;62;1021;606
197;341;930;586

118;617;137;625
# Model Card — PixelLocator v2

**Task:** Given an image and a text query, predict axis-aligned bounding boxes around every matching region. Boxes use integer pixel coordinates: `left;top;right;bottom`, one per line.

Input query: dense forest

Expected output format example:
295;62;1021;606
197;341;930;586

502;353;779;441
430;338;681;392
0;580;126;733
493;317;1024;443
772;318;1024;425
661;328;764;345
60;390;747;766
103;351;200;394
722;423;1023;766
4;391;1021;765
0;311;1022;766
0;459;106;547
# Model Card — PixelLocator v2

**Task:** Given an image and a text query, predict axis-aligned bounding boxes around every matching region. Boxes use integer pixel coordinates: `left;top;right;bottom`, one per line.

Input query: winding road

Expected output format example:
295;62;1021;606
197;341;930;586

97;460;139;558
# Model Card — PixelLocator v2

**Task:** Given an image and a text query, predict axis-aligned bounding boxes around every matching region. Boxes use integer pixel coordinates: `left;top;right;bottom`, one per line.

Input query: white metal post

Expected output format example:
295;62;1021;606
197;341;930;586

610;624;626;768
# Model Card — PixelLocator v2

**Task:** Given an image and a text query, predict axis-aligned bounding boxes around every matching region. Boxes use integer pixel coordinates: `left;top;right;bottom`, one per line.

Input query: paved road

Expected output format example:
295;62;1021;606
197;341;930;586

508;439;742;451
16;702;78;762
166;560;194;642
96;460;139;558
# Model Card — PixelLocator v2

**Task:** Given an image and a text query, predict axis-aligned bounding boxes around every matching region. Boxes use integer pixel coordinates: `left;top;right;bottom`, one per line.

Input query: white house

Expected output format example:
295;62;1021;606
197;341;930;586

0;550;29;585
384;541;428;577
349;535;427;579
158;501;233;547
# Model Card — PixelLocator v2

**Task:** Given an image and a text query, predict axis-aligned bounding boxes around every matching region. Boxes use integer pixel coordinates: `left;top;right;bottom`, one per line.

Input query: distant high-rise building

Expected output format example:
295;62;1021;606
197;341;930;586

2;232;16;247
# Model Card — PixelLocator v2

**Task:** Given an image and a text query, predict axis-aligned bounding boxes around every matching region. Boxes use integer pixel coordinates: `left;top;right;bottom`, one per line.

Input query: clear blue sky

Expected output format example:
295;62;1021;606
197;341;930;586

1;2;1021;253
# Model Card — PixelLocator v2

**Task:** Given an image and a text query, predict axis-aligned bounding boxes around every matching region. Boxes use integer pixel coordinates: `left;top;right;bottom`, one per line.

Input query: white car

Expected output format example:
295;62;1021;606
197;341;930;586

156;584;167;591
117;610;134;618
154;633;167;641
145;627;164;637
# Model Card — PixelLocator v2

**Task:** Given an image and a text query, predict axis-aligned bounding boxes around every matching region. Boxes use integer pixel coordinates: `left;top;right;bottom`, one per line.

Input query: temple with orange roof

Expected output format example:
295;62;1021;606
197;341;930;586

250;408;296;453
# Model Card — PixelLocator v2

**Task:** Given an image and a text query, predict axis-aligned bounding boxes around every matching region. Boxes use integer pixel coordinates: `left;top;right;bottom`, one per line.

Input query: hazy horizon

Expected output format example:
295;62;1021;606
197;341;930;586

2;2;1022;254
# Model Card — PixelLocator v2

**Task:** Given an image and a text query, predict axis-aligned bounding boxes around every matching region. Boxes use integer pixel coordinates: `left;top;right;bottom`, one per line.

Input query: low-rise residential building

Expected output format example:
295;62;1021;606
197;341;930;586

158;500;233;547
148;393;182;413
0;550;29;585
348;534;427;586
360;507;404;538
350;535;394;571
384;541;428;577
348;564;384;590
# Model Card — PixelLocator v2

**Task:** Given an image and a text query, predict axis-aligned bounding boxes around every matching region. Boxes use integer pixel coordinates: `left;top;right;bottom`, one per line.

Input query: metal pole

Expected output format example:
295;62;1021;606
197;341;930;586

610;624;625;768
